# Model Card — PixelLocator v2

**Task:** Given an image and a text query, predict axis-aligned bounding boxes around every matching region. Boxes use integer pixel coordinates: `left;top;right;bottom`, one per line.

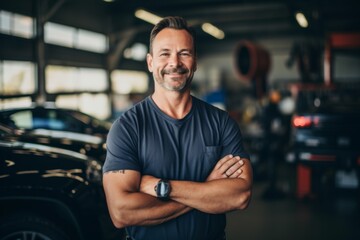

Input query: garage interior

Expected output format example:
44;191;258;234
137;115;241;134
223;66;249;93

1;0;360;239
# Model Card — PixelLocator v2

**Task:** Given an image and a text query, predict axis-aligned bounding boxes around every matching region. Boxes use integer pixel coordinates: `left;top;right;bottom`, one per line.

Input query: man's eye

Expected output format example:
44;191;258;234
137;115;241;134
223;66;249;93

180;52;191;57
160;53;170;57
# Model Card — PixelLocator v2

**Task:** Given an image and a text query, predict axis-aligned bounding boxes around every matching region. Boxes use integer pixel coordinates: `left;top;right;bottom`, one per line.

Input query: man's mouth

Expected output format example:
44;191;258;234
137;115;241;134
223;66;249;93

162;68;189;75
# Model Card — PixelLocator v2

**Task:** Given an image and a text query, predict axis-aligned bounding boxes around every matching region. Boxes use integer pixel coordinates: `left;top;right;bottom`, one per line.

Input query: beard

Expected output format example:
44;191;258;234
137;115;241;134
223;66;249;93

155;67;194;92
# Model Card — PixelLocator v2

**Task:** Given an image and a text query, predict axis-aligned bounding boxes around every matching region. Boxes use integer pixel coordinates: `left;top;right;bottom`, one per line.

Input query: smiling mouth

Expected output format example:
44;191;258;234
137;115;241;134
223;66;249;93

166;72;184;77
162;68;189;75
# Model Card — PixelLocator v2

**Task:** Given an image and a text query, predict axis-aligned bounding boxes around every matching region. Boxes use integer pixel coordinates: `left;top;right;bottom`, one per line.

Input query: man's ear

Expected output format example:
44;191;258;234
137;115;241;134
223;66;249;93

146;53;153;72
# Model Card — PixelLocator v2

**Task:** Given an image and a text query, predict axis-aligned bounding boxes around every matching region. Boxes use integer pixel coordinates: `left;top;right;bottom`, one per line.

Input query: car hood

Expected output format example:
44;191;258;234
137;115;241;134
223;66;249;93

0;140;103;197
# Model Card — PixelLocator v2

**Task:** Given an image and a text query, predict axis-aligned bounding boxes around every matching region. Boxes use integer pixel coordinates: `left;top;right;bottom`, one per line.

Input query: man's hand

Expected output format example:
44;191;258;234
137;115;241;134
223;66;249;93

206;155;244;181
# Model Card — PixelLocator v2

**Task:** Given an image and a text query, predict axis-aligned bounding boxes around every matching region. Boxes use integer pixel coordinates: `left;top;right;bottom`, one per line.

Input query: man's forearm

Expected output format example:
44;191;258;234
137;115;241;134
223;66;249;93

169;178;252;214
103;171;192;228
111;191;192;228
140;158;252;214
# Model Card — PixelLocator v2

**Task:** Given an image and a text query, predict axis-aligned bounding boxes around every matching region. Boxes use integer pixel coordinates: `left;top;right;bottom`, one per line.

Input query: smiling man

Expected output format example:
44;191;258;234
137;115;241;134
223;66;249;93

102;16;252;240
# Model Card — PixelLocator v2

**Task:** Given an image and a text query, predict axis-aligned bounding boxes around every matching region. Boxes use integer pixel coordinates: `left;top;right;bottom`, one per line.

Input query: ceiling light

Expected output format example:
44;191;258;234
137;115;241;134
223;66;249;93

135;9;162;25
201;23;225;40
295;12;308;28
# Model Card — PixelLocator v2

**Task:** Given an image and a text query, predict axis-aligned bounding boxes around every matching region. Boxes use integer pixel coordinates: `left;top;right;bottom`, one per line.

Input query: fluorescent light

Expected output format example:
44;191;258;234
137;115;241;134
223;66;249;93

201;23;225;40
135;9;162;25
295;12;308;28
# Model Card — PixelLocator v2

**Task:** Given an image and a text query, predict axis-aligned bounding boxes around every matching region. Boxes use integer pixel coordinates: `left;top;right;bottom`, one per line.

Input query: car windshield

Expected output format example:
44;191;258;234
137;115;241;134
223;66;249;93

0;107;111;135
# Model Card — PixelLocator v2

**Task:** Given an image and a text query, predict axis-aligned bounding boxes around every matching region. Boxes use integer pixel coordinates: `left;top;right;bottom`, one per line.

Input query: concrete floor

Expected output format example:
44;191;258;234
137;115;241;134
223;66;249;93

225;165;360;240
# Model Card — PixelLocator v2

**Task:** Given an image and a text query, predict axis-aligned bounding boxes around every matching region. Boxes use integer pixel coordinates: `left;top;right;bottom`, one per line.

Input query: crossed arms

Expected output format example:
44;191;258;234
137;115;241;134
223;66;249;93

103;154;253;228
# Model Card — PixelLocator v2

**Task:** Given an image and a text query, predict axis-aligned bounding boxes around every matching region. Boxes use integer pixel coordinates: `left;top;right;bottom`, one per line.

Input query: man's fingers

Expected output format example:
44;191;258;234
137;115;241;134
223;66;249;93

228;168;243;178
224;159;244;177
216;154;234;169
207;155;245;181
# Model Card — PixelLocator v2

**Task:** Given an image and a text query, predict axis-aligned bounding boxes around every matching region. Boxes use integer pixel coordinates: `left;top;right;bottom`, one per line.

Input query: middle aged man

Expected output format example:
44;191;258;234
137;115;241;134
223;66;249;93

103;16;253;240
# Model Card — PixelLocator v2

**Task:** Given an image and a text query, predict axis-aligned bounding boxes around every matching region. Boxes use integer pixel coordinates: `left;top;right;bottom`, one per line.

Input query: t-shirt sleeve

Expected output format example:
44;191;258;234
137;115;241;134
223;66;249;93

221;115;250;160
102;117;141;173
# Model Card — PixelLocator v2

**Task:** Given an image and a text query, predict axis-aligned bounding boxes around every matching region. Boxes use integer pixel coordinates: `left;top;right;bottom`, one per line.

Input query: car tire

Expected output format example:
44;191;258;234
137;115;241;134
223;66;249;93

0;214;71;240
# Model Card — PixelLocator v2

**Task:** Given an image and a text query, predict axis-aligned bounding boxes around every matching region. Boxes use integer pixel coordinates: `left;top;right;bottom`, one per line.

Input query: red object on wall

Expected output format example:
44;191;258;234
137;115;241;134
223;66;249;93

297;164;311;199
234;40;271;99
329;33;360;48
324;32;360;85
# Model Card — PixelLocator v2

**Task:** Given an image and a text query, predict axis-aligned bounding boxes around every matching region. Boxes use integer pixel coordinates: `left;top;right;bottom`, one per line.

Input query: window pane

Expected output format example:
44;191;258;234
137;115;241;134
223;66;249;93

0;11;34;38
77;29;108;53
79;68;107;91
13;13;33;38
46;65;107;93
44;22;108;53
0;97;32;110
123;43;147;61
1;61;36;95
45;22;75;47
56;93;110;120
46;65;77;93
111;70;148;94
0;10;11;34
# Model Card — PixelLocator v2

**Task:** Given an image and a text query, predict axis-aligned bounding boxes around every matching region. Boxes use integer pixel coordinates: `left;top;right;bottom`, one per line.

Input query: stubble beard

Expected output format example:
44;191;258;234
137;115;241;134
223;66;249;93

155;71;193;92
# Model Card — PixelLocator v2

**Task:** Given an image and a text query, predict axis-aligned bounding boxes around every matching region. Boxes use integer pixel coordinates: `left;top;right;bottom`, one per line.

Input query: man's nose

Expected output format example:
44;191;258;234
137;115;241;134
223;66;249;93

169;54;181;67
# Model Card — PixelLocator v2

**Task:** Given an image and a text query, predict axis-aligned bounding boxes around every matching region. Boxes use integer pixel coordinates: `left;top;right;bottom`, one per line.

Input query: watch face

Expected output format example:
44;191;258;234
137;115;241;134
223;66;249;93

157;180;170;198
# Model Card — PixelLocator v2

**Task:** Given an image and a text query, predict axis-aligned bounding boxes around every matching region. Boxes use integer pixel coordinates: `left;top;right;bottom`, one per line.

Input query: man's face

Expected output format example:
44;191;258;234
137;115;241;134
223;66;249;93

147;28;197;92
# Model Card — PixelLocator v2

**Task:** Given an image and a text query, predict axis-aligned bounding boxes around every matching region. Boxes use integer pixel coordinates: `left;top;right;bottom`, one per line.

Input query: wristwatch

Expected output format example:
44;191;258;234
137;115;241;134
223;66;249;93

154;179;171;199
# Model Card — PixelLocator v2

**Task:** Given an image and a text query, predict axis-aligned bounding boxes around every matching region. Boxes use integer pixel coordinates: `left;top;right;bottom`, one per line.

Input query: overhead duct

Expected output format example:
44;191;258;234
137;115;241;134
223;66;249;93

234;41;271;99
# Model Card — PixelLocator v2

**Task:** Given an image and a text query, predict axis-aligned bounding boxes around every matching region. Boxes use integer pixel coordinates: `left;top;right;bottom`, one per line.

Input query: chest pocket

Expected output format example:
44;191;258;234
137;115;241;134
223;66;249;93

204;146;223;165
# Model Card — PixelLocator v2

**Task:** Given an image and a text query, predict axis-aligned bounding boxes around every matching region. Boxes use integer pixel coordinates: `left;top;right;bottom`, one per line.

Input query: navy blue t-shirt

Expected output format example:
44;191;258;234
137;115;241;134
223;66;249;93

103;96;249;240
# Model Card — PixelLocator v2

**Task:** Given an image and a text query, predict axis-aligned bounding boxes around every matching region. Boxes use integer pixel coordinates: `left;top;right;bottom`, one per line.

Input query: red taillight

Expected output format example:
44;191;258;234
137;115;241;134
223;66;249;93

293;116;312;128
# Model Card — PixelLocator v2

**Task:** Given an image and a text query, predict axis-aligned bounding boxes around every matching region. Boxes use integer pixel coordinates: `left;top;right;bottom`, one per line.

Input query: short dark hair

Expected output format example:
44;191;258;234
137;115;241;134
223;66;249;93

149;16;196;55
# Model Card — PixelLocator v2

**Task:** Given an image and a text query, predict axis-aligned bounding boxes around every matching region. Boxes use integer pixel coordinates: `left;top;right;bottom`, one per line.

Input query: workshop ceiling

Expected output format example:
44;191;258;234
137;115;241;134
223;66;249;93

1;0;360;50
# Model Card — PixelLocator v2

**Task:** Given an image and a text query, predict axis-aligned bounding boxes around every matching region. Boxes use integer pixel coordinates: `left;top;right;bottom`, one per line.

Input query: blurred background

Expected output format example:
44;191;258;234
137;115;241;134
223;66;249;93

0;0;359;240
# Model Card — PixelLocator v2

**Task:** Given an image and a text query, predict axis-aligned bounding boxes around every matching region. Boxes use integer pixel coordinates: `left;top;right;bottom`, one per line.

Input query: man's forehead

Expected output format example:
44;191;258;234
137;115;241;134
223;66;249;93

152;29;194;51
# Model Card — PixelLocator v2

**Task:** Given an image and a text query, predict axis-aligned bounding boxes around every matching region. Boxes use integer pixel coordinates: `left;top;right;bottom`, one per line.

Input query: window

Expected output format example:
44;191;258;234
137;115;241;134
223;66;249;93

46;65;107;93
46;65;110;119
56;94;111;120
0;10;34;39
0;97;32;110
0;61;36;96
44;22;75;48
44;22;108;53
77;29;108;53
123;43;148;61
111;70;148;94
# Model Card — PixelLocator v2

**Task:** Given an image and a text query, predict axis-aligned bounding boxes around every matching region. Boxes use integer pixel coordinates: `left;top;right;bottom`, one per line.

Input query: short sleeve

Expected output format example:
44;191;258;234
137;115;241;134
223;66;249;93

221;115;250;160
102;117;141;173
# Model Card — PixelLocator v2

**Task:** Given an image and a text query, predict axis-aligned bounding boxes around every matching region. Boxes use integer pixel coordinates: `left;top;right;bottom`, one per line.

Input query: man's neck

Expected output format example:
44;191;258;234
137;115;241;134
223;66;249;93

151;90;192;120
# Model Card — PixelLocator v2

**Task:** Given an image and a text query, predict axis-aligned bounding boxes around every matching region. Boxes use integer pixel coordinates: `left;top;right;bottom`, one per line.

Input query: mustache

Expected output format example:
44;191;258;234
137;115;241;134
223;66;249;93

161;67;189;75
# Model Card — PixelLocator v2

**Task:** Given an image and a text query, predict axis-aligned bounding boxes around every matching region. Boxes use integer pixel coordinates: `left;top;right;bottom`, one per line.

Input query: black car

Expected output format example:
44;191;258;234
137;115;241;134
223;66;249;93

0;103;112;139
0;123;106;162
287;88;360;198
0;140;123;240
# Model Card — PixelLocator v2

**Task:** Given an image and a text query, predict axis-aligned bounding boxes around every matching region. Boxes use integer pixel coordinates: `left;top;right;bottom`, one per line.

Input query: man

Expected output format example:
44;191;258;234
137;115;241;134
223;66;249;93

103;16;252;240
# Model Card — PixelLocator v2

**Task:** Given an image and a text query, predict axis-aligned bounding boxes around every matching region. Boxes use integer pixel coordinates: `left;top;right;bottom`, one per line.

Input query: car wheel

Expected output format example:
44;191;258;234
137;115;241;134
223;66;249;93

0;214;71;240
